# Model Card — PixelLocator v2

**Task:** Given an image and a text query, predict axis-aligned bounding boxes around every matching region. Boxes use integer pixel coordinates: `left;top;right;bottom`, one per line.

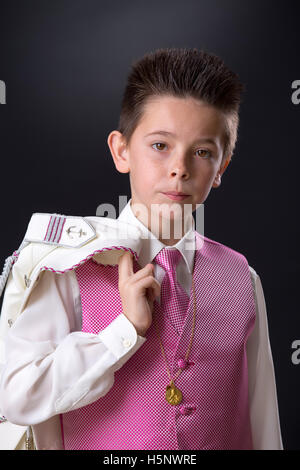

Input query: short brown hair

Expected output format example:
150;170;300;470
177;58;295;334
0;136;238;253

117;47;245;161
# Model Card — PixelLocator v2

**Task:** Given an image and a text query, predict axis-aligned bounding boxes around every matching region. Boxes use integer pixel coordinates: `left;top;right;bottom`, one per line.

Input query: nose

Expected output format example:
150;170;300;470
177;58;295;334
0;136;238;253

169;155;190;180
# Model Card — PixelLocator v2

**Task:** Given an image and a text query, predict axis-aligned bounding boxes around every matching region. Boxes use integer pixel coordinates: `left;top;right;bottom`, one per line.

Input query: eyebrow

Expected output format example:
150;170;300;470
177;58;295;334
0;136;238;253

144;130;218;146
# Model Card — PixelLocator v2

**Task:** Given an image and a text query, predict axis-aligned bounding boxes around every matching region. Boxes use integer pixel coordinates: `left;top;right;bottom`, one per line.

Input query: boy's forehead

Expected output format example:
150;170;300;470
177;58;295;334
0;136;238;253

137;96;226;141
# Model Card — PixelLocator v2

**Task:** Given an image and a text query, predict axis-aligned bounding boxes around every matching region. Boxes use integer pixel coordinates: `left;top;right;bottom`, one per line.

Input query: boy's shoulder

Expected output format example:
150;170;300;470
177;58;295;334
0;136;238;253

197;231;242;255
197;231;257;276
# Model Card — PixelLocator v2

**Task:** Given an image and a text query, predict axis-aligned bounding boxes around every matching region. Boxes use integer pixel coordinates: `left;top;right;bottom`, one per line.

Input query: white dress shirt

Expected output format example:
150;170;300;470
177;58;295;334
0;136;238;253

0;199;284;450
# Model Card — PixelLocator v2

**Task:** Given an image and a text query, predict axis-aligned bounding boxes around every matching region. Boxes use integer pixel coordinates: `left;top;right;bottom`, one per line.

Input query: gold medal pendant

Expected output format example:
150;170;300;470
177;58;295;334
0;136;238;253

165;380;182;405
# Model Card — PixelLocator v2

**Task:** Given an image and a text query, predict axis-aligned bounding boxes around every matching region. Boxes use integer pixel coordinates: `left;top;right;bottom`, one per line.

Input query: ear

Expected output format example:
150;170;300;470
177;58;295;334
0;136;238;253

107;130;130;174
212;154;231;188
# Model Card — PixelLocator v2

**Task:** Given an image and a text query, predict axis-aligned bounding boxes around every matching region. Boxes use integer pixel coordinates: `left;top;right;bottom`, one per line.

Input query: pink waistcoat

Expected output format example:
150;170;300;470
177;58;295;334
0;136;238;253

61;232;256;450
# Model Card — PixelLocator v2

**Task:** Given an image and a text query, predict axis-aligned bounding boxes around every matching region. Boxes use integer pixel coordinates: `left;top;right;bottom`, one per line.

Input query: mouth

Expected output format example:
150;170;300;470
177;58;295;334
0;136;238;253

162;191;190;201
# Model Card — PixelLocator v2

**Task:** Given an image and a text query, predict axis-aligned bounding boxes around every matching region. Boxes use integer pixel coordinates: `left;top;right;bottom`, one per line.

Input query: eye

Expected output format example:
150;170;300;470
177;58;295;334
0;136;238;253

196;149;212;158
152;142;167;151
151;143;212;158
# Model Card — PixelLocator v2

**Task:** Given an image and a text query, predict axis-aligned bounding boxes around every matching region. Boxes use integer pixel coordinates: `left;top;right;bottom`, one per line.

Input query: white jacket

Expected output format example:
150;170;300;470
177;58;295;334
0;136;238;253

0;212;144;449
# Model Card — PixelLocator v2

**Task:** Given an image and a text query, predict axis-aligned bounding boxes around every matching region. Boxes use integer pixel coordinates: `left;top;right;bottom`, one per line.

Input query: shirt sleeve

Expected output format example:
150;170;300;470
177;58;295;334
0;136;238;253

246;266;284;450
0;268;146;426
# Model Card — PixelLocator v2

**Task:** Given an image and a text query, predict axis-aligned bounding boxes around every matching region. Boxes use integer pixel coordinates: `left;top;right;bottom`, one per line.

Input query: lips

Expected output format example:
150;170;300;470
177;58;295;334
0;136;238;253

163;191;190;196
162;191;190;201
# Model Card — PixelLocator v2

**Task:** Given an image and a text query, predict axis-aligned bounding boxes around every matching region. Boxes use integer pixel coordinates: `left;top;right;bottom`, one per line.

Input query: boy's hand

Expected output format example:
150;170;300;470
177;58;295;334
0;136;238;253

118;251;161;337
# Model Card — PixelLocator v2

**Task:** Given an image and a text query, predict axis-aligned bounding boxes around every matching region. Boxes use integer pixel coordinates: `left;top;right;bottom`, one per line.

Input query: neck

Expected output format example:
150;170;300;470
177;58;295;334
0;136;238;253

130;201;192;246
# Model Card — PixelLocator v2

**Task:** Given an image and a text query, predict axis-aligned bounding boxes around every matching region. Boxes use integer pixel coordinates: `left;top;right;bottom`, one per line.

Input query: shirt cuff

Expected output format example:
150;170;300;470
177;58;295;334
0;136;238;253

98;313;147;365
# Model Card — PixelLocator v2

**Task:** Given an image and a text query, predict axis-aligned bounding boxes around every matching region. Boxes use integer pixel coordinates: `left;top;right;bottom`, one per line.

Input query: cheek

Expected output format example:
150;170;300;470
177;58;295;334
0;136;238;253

131;164;157;195
198;160;218;180
142;170;159;191
135;158;161;182
193;163;217;194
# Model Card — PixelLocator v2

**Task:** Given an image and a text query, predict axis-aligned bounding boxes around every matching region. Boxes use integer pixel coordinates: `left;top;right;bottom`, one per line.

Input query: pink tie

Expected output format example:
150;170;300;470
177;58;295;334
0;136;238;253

154;248;190;335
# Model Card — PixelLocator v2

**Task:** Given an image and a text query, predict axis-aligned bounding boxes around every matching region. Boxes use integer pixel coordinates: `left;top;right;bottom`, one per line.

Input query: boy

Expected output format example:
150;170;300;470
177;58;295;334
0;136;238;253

0;48;283;449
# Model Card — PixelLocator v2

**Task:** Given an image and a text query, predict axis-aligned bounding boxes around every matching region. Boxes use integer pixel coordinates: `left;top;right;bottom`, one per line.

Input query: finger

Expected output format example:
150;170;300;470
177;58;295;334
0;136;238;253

129;263;155;284
135;275;161;298
118;251;134;281
148;286;158;303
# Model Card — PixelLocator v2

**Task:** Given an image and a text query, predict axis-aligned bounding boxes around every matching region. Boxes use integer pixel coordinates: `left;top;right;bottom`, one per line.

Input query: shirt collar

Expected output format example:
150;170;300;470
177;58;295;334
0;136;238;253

118;198;195;273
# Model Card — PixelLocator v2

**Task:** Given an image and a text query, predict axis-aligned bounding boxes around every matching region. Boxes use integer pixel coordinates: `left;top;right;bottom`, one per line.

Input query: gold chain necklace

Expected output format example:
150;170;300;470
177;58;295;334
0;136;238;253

152;271;196;406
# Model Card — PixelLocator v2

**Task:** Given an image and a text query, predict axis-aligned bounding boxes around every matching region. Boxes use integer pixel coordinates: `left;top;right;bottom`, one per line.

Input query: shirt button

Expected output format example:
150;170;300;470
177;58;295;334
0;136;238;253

122;338;132;348
180;406;189;415
177;359;188;369
180;405;196;415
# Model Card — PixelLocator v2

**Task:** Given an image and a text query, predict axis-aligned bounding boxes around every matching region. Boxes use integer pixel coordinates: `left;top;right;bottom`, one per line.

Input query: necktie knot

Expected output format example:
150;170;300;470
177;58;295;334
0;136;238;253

154;248;182;273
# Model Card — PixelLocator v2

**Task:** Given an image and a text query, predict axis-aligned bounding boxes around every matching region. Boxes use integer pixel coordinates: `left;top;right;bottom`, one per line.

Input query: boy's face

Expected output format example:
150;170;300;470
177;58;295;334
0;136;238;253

108;96;230;238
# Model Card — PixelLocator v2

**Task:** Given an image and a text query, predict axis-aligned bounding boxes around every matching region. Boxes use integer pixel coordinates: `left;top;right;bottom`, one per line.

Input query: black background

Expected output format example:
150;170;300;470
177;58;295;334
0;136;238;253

0;0;299;450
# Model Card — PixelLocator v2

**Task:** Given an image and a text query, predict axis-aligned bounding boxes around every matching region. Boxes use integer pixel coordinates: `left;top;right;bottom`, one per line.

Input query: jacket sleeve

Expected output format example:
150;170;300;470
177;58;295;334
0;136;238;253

0;268;146;426
246;267;284;450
